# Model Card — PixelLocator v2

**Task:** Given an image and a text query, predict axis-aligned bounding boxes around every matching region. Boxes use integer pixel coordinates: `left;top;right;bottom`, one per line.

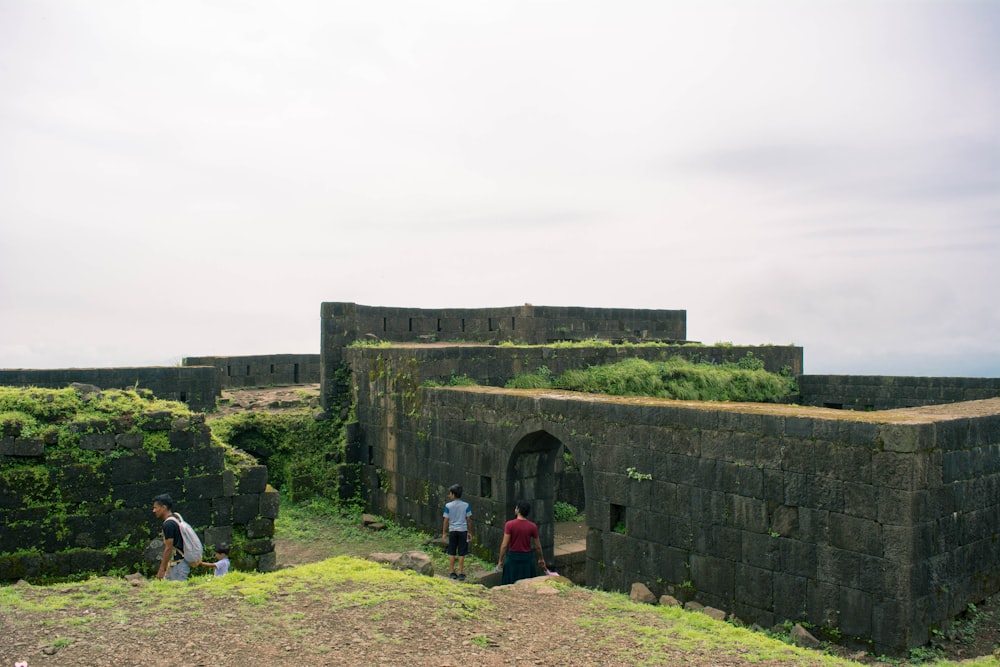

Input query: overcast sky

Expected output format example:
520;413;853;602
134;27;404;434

1;1;998;377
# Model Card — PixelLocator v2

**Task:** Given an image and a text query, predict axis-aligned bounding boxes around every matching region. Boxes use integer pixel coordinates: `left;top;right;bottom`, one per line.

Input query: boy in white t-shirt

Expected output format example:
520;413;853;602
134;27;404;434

200;544;231;577
442;484;472;581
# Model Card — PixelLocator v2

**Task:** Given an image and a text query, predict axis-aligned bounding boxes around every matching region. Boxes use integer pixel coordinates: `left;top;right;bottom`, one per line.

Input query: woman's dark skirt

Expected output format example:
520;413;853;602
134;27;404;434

501;551;537;585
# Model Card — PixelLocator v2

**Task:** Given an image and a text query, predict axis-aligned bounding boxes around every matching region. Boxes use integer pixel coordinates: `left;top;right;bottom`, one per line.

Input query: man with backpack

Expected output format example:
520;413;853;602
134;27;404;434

152;493;202;581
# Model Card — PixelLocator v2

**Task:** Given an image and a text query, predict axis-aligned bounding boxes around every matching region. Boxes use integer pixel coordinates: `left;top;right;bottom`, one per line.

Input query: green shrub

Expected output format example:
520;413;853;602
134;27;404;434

553;501;581;522
208;411;346;499
550;356;796;403
505;366;554;389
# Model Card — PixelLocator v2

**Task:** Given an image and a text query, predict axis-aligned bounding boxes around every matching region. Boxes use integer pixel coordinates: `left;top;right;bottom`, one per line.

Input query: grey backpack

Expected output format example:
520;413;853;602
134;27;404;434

166;513;204;565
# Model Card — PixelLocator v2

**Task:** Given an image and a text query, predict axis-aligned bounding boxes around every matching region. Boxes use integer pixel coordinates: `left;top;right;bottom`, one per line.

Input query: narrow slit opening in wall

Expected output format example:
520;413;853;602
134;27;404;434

461;318;465;332
227;365;232;377
610;504;626;534
488;318;494;332
408;318;413;332
246;365;250;376
293;363;300;383
824;402;843;410
368;446;375;465
270;364;275;374
383;317;387;332
511;317;515;329
481;475;493;499
437;318;442;332
179;391;187;403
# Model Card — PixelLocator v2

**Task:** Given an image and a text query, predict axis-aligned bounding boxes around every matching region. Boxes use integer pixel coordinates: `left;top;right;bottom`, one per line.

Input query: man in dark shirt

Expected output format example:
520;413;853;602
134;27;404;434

152;493;189;581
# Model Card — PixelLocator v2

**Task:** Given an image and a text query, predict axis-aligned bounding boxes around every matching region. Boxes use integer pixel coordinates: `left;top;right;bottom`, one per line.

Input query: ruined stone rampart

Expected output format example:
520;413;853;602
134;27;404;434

800;375;1000;410
0;413;278;581
346;341;1000;652
0;367;218;412
183;354;320;389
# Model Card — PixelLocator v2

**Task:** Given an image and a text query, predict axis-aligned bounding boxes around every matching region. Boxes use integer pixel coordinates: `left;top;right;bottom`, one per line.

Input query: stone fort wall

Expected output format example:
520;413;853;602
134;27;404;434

0;367;218;412
183;354;320;389
801;375;1000;411
321;302;688;411
344;343;1000;653
0;409;278;581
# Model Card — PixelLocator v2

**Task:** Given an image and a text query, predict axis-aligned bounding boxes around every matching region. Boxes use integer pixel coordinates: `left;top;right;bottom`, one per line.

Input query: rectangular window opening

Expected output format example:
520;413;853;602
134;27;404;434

610;504;626;534
383;317;388;332
488;318;494;332
437;318;442;332
246;365;251;376
269;364;275;374
481;475;493;499
511;317;516;329
367;446;375;465
293;363;300;383
408;318;413;332
226;365;231;377
179;391;187;403
823;402;843;410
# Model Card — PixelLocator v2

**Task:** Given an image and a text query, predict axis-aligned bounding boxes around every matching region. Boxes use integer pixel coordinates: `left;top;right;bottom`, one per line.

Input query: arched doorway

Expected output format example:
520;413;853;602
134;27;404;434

505;430;587;581
505;430;561;564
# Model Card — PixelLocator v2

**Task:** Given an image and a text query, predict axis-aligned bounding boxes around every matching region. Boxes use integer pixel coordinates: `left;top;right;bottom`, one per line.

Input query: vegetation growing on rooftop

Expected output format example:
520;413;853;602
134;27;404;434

505;355;798;403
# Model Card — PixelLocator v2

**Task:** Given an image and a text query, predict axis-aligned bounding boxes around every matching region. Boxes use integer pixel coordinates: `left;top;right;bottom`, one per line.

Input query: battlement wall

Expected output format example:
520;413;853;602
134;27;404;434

183;354;320;389
0;366;218;412
800;375;1000;410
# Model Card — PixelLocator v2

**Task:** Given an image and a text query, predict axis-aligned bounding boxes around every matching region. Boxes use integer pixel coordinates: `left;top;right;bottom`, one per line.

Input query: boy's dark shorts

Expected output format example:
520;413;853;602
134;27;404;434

446;531;469;557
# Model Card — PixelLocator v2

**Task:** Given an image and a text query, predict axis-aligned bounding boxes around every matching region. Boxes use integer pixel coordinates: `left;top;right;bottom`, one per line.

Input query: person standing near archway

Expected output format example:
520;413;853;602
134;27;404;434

497;500;546;585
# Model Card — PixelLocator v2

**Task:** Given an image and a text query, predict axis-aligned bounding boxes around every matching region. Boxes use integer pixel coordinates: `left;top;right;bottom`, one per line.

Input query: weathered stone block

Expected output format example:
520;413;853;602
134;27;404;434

778;538;816;578
246;518;274;539
185;474;223;501
80;433;115;450
260;487;279;519
211;496;233;524
222;469;235;497
13;438;45;457
203;525;233;552
168;429;197;450
742;531;780;570
114;480;161;509
140;410;173;431
179;500;212;528
59;463;109;504
239;466;269;494
187;446;226;474
68;514;110;549
232;494;260;524
243;538;273;556
829;513;882;556
111;452;154;486
151;450;188;481
0;553;40;580
109;508;147;543
69;549;108;574
690;554;734;601
115;432;144;449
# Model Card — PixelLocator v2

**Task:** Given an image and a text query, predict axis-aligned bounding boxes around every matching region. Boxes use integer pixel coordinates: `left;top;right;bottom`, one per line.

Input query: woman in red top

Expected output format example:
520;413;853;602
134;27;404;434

497;500;546;585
